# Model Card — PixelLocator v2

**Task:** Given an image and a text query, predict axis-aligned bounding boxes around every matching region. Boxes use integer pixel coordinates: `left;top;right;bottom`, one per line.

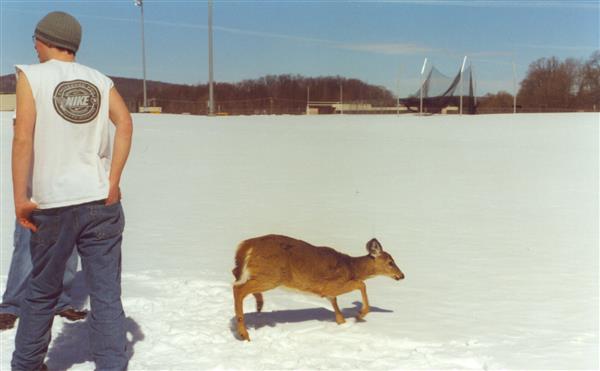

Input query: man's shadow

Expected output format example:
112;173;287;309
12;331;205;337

45;271;145;370
229;301;393;339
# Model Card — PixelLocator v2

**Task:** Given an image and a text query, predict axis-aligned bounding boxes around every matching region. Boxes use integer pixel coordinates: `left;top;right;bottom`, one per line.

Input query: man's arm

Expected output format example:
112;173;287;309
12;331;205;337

12;71;38;231
106;87;133;205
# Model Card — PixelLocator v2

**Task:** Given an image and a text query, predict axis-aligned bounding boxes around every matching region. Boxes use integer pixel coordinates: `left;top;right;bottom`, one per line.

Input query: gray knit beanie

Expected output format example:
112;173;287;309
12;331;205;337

34;11;82;53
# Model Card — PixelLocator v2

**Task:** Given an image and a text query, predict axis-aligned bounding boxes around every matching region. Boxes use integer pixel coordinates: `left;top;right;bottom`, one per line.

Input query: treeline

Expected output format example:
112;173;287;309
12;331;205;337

120;74;396;115
0;73;395;115
2;52;598;115
479;51;600;113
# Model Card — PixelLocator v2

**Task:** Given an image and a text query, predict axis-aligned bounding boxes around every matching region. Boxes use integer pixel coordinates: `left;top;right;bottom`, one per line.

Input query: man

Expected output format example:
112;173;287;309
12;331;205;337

0;221;87;331
12;11;133;370
2;125;87;330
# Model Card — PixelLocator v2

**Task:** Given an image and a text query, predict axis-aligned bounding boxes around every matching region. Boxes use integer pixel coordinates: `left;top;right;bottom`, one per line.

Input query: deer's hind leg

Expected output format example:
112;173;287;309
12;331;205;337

233;285;250;341
253;293;264;312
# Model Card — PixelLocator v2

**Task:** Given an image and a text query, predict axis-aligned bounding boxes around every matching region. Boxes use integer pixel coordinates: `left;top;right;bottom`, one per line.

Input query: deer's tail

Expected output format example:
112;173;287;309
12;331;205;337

233;242;253;285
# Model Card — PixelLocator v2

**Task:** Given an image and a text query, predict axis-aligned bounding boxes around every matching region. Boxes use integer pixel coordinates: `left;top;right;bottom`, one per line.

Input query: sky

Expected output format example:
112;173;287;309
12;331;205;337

0;0;599;97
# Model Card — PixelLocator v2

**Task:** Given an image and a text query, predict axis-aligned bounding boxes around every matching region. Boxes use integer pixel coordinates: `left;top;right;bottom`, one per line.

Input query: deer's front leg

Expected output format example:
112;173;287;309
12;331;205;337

357;281;370;319
328;297;346;324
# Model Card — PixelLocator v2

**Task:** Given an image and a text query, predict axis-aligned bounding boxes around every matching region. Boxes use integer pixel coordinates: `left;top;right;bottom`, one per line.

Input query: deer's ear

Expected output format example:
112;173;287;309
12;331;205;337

366;238;383;257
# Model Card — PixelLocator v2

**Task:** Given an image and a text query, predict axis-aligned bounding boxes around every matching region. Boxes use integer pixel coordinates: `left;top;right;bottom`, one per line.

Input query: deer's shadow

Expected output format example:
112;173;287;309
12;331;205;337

229;301;393;339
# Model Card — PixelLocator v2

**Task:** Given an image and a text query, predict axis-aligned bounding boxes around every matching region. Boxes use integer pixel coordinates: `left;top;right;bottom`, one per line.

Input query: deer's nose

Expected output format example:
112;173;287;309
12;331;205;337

395;272;405;280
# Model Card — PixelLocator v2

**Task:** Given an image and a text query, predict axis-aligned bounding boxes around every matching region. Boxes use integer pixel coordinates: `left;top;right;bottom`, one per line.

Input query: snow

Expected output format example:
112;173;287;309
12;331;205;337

1;112;598;370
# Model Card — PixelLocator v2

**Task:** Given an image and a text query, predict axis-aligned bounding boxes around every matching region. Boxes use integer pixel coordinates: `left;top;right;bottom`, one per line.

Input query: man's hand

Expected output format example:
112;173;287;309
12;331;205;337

15;200;38;232
105;184;121;206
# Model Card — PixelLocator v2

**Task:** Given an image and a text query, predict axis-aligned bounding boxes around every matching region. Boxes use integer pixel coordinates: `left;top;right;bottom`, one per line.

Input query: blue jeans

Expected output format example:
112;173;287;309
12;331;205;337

12;201;127;371
1;221;78;316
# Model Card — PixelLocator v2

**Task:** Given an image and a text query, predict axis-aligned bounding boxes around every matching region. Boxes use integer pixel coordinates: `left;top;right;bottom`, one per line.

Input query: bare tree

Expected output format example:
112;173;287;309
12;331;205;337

478;91;514;113
518;57;575;110
518;52;599;111
578;51;600;110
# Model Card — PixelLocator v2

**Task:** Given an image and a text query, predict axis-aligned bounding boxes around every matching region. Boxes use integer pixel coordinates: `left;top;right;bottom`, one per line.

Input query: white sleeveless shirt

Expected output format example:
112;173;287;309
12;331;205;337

16;60;114;209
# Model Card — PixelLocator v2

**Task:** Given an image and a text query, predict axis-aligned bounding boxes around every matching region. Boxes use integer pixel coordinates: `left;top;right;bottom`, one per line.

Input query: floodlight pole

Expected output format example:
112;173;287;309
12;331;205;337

306;86;310;115
472;63;477;108
135;0;148;110
208;0;215;116
460;56;467;115
397;65;402;116
340;83;343;114
420;58;427;116
512;60;517;114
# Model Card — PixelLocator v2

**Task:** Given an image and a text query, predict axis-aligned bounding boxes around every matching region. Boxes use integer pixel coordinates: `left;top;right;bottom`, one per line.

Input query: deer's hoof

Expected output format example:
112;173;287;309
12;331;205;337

238;330;250;341
335;317;346;325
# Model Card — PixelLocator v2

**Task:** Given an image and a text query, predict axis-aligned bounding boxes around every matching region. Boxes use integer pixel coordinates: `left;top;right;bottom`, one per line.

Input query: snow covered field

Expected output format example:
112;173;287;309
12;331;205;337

0;112;598;370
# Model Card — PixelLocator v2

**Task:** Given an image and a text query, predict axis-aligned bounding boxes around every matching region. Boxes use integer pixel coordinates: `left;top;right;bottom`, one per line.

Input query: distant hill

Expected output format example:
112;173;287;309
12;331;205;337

1;73;396;115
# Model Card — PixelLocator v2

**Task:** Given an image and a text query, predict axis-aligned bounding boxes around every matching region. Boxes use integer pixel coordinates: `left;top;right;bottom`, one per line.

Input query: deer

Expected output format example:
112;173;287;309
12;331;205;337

232;234;405;341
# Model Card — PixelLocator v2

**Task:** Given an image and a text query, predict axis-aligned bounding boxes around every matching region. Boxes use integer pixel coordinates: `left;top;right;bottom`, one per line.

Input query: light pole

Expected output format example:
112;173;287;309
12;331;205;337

420;58;427;115
459;56;467;115
397;65;402;115
134;0;147;110
339;83;343;114
512;60;517;114
472;63;477;111
208;0;215;116
306;86;310;115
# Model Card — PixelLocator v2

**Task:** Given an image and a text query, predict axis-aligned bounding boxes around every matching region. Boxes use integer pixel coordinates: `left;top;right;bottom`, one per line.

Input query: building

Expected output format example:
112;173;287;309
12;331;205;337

306;101;409;115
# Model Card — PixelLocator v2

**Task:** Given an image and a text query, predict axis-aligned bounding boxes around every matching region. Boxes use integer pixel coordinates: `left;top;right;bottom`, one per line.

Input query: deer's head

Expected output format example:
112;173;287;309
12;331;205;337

367;238;405;281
